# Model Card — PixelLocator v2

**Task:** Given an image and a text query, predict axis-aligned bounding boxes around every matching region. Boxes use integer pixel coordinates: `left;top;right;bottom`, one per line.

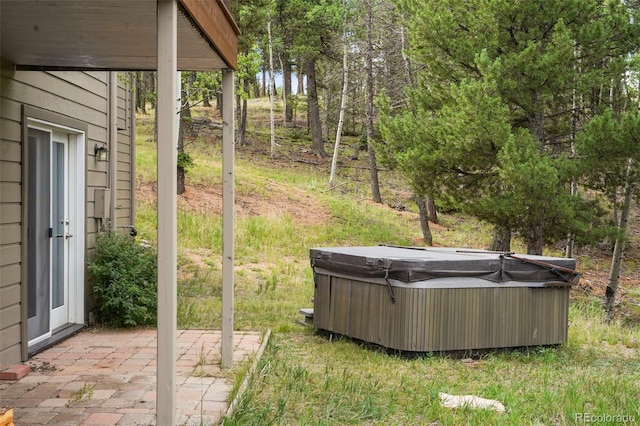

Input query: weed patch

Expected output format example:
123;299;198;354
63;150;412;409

66;383;94;407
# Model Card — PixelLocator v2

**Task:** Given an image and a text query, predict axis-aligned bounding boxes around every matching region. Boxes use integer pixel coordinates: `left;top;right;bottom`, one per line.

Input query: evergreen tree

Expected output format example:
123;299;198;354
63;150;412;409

380;0;639;254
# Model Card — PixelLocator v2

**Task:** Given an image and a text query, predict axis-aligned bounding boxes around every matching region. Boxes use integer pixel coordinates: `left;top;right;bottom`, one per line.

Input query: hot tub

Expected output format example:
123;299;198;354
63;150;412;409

310;246;579;352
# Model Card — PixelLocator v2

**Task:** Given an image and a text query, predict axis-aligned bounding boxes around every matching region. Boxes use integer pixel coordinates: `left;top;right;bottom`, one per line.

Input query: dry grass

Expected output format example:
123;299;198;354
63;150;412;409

135;98;640;425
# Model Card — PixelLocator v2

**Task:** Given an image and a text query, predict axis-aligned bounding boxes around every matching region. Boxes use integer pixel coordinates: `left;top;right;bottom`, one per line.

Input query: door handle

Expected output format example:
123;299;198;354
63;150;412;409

65;234;73;239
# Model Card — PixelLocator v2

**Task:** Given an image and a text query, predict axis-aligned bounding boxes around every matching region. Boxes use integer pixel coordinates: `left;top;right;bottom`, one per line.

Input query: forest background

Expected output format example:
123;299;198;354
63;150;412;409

134;0;640;320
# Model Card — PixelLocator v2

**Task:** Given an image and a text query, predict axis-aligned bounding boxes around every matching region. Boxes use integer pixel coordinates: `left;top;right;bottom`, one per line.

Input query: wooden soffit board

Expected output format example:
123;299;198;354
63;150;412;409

0;0;239;71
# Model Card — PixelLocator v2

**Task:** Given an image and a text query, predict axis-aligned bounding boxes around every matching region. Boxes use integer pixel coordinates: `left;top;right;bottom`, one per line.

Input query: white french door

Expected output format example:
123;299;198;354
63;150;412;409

27;122;85;346
49;131;70;331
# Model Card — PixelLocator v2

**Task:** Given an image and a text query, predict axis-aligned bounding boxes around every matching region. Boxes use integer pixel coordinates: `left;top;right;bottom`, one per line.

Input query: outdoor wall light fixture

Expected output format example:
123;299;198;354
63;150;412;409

94;144;108;161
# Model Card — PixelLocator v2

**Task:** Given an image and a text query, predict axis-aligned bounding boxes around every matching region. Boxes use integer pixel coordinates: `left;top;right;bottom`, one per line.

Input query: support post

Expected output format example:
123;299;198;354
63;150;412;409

221;69;235;368
156;0;178;424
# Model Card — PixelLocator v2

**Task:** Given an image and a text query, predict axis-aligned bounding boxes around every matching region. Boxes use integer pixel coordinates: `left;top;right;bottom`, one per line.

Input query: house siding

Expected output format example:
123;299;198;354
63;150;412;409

0;65;134;364
115;83;135;231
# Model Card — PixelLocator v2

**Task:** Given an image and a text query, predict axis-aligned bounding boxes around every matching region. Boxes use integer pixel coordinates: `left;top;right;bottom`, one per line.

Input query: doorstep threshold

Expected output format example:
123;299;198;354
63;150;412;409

28;323;86;357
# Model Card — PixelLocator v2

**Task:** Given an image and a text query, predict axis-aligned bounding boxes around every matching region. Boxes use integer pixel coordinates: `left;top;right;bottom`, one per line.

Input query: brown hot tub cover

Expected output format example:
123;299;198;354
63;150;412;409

310;246;579;288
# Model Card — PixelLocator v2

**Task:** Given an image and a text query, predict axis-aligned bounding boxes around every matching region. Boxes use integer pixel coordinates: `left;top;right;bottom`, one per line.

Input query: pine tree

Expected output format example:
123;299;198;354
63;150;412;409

380;0;640;254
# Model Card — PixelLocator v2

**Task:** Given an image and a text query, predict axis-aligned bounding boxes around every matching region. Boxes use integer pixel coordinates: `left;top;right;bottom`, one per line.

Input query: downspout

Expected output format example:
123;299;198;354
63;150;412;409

129;73;136;226
109;72;118;230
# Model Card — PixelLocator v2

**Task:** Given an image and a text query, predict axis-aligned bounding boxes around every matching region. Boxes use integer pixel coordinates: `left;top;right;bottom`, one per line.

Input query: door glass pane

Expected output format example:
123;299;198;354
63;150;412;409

27;129;51;340
52;141;65;309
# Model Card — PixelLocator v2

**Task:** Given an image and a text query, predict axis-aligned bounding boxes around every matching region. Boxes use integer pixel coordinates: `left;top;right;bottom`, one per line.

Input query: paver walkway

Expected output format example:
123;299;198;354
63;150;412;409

0;328;263;425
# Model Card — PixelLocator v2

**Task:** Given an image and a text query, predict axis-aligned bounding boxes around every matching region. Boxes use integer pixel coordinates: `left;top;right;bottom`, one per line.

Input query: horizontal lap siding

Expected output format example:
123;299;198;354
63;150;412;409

2;74;106;125
16;71;106;112
49;71;108;95
0;64;112;364
1;65;25;363
312;274;570;352
117;85;129;131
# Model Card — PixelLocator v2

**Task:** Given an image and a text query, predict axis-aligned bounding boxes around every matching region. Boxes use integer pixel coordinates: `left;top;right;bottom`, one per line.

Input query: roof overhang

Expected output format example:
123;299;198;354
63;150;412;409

0;0;240;71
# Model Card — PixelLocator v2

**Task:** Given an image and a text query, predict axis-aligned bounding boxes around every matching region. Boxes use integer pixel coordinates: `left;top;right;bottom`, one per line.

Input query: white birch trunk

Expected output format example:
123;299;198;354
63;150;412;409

329;19;349;189
365;0;382;203
268;18;276;158
400;24;414;86
566;44;579;258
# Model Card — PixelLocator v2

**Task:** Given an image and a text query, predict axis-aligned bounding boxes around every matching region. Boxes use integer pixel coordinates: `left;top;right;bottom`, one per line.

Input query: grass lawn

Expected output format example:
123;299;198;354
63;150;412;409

134;100;640;425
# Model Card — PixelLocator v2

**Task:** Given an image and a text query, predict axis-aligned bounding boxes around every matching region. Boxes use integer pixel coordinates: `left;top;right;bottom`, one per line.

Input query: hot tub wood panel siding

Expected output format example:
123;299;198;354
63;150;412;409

367;283;386;347
313;274;331;331
330;277;351;335
347;276;370;341
314;274;570;352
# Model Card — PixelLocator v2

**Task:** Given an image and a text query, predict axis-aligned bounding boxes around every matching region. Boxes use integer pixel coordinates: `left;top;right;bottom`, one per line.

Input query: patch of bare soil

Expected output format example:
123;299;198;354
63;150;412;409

598;340;639;358
136;180;330;228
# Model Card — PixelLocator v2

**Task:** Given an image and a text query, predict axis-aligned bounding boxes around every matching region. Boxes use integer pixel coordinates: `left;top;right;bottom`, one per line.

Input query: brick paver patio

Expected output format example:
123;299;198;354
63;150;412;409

0;329;264;425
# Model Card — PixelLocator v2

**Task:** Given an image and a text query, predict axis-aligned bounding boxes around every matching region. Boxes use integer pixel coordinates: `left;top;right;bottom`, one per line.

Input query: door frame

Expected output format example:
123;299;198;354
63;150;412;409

48;129;71;332
21;106;87;360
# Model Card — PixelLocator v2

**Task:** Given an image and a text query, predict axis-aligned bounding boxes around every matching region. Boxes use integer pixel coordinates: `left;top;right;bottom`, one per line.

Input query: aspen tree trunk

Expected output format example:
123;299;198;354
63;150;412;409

400;24;415;90
605;158;634;321
366;0;382;203
268;18;277;158
566;44;579;258
329;14;349;189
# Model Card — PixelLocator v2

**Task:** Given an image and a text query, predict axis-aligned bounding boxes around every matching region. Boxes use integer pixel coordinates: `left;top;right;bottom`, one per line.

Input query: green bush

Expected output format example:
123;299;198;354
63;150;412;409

88;232;157;327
